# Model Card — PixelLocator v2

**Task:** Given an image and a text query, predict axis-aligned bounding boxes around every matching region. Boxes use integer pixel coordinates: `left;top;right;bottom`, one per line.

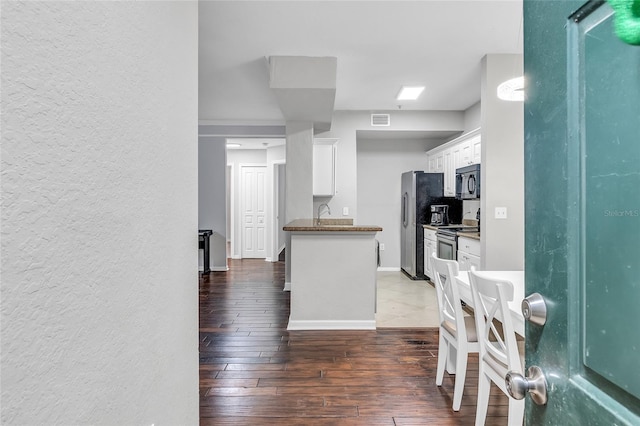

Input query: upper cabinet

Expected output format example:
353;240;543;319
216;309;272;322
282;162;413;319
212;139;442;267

470;134;481;165
313;138;338;197
426;128;481;196
443;149;455;197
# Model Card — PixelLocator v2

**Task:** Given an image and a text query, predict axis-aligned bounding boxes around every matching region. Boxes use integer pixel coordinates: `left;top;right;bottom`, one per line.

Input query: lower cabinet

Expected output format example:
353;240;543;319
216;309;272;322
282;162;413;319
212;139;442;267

457;236;481;271
424;229;438;280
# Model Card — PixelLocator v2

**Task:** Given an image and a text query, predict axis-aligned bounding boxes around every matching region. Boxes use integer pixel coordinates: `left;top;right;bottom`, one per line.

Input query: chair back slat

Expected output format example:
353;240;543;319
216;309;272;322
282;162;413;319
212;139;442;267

431;254;466;341
469;270;522;375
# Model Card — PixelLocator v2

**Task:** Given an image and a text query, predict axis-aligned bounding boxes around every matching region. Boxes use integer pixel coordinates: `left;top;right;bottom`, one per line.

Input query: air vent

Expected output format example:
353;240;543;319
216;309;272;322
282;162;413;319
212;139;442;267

371;114;390;127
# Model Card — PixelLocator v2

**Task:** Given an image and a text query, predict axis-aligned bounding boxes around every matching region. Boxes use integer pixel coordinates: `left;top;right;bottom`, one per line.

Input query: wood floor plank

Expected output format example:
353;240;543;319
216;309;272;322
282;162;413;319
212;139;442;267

200;258;509;425
201;416;394;425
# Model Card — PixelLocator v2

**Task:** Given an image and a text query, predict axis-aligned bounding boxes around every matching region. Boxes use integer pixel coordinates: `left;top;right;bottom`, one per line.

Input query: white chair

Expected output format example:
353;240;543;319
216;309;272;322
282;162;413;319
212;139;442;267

468;269;525;426
431;254;479;411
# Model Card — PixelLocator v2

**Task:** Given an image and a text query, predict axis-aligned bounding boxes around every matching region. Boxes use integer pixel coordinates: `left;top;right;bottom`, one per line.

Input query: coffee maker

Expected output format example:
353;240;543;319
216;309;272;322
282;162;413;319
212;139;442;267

430;205;450;226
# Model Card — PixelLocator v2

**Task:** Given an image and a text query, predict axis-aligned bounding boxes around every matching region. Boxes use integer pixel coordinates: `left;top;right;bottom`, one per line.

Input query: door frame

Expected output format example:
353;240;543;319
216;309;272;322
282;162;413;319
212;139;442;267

524;0;640;423
227;163;235;259
268;159;286;262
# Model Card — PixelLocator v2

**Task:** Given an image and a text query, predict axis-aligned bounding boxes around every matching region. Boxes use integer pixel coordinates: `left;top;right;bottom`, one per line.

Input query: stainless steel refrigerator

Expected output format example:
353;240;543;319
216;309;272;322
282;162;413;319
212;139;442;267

401;171;461;279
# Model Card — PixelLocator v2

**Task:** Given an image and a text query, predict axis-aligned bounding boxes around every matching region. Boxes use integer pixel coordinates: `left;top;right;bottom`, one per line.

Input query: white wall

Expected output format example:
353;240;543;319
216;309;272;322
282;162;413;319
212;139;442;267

284;122;314;286
357;138;446;268
464;101;482;131
315;110;464;222
266;144;286;163
277;164;287;252
199;137;227;270
480;54;524;270
1;2;199;424
266;145;286;261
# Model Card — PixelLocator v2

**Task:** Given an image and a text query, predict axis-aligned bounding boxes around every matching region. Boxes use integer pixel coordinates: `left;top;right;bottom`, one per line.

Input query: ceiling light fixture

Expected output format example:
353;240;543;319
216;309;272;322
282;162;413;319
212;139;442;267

497;76;525;102
396;86;425;101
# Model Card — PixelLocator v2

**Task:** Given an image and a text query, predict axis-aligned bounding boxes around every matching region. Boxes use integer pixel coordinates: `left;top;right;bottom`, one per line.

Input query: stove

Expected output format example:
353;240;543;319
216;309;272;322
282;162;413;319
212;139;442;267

435;225;478;237
435;225;479;260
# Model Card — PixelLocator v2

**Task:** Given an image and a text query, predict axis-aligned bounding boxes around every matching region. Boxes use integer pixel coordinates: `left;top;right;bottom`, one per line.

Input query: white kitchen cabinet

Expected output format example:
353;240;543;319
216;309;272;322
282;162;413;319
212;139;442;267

454;134;481;169
457;236;481;272
424;228;438;280
470;134;482;165
458;140;473;168
427;154;437;173
443;148;455;196
426;151;444;173
458;251;481;271
452;143;463;170
313;138;337;197
425;128;481;196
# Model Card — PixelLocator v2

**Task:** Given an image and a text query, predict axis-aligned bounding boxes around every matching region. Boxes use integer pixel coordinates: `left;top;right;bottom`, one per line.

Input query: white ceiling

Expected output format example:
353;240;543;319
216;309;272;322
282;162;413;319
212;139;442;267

198;0;523;124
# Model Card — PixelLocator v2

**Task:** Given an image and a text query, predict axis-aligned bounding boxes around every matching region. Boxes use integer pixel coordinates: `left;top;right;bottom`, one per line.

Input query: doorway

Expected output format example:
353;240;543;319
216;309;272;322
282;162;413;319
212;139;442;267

225;138;286;260
240;165;267;259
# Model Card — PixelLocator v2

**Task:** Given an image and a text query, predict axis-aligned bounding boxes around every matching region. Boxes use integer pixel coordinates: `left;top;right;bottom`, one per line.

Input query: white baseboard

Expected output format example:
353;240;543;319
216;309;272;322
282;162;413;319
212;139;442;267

265;257;272;262
283;281;291;291
211;266;229;272
377;267;401;272
287;319;376;330
231;254;241;259
199;266;229;272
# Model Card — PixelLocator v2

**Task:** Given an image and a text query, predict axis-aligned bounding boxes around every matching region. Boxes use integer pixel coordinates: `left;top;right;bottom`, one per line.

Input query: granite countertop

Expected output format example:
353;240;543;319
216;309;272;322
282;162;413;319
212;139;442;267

284;219;382;232
458;231;481;240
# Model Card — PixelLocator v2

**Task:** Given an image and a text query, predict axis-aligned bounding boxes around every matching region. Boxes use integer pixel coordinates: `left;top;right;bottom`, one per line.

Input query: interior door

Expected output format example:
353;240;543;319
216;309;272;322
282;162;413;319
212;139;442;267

241;165;267;258
524;0;640;423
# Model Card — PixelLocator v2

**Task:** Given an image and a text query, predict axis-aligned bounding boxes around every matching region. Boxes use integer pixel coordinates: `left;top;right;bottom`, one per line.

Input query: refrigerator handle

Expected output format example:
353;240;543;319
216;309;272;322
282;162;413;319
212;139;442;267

402;193;408;227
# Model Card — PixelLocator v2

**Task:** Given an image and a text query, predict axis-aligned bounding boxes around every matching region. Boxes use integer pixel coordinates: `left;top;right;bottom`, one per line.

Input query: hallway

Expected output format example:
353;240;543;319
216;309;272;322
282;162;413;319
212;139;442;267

199;259;508;425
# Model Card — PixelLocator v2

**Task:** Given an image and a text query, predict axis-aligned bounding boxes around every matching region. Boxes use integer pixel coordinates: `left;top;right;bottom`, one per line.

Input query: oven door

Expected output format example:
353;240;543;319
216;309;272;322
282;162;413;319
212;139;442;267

436;233;457;260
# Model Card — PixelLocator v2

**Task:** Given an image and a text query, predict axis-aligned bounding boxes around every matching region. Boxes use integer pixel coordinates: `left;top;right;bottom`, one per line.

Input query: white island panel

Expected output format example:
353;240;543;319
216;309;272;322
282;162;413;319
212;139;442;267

288;232;378;330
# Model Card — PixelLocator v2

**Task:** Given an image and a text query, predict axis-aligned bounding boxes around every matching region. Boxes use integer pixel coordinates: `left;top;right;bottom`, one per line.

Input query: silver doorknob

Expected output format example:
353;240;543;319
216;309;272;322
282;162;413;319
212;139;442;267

522;292;547;326
505;366;548;405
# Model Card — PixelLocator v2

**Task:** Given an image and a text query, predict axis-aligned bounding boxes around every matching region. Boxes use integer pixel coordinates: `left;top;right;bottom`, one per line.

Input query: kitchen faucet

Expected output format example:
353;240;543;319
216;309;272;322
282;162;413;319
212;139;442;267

316;203;331;225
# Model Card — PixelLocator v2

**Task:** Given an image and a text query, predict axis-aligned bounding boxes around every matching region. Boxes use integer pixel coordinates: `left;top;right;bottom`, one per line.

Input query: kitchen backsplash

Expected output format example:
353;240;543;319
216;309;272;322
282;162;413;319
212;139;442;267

463;199;481;220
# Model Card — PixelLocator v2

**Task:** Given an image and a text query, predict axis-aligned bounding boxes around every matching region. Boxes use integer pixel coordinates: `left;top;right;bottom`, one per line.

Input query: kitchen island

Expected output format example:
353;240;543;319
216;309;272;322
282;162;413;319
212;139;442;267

283;219;382;330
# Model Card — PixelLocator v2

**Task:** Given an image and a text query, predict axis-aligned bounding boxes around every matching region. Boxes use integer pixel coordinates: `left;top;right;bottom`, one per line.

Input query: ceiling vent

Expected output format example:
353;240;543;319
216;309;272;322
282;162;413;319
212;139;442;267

371;114;390;127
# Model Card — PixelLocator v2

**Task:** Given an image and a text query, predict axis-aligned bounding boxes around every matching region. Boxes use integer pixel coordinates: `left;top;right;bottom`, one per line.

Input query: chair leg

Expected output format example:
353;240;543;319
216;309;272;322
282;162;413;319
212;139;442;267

452;347;468;411
474;369;491;426
507;397;525;426
436;333;448;386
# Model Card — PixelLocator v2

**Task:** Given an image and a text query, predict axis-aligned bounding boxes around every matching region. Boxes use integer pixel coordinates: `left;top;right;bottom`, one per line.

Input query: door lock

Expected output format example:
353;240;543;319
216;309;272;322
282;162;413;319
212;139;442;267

505;366;548;405
522;292;547;326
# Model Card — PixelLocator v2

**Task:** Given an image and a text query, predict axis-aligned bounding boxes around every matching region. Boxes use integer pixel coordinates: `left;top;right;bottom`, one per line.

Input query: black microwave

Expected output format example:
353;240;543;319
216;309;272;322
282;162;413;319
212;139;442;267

455;164;480;200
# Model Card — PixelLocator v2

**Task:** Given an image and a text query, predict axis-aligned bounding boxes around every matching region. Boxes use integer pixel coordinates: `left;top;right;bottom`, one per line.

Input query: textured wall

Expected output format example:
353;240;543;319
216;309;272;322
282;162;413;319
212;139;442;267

480;54;524;270
1;2;199;424
198;137;227;269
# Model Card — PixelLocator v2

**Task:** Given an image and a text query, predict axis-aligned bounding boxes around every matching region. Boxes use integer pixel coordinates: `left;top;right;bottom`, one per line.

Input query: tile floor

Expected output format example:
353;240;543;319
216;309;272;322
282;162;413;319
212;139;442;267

375;271;440;328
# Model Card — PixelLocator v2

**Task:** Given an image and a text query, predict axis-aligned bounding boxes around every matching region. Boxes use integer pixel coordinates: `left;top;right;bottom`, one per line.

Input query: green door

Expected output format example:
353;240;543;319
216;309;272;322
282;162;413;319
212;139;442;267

524;0;640;424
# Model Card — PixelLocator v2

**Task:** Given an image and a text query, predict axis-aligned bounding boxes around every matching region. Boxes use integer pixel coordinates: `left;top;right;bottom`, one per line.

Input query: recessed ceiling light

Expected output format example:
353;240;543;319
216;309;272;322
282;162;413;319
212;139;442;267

497;76;525;102
226;143;241;148
396;86;425;100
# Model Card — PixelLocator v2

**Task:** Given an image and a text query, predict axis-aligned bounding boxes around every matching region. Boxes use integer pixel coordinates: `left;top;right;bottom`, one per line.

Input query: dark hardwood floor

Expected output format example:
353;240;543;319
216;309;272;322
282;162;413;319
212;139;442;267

199;258;508;425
